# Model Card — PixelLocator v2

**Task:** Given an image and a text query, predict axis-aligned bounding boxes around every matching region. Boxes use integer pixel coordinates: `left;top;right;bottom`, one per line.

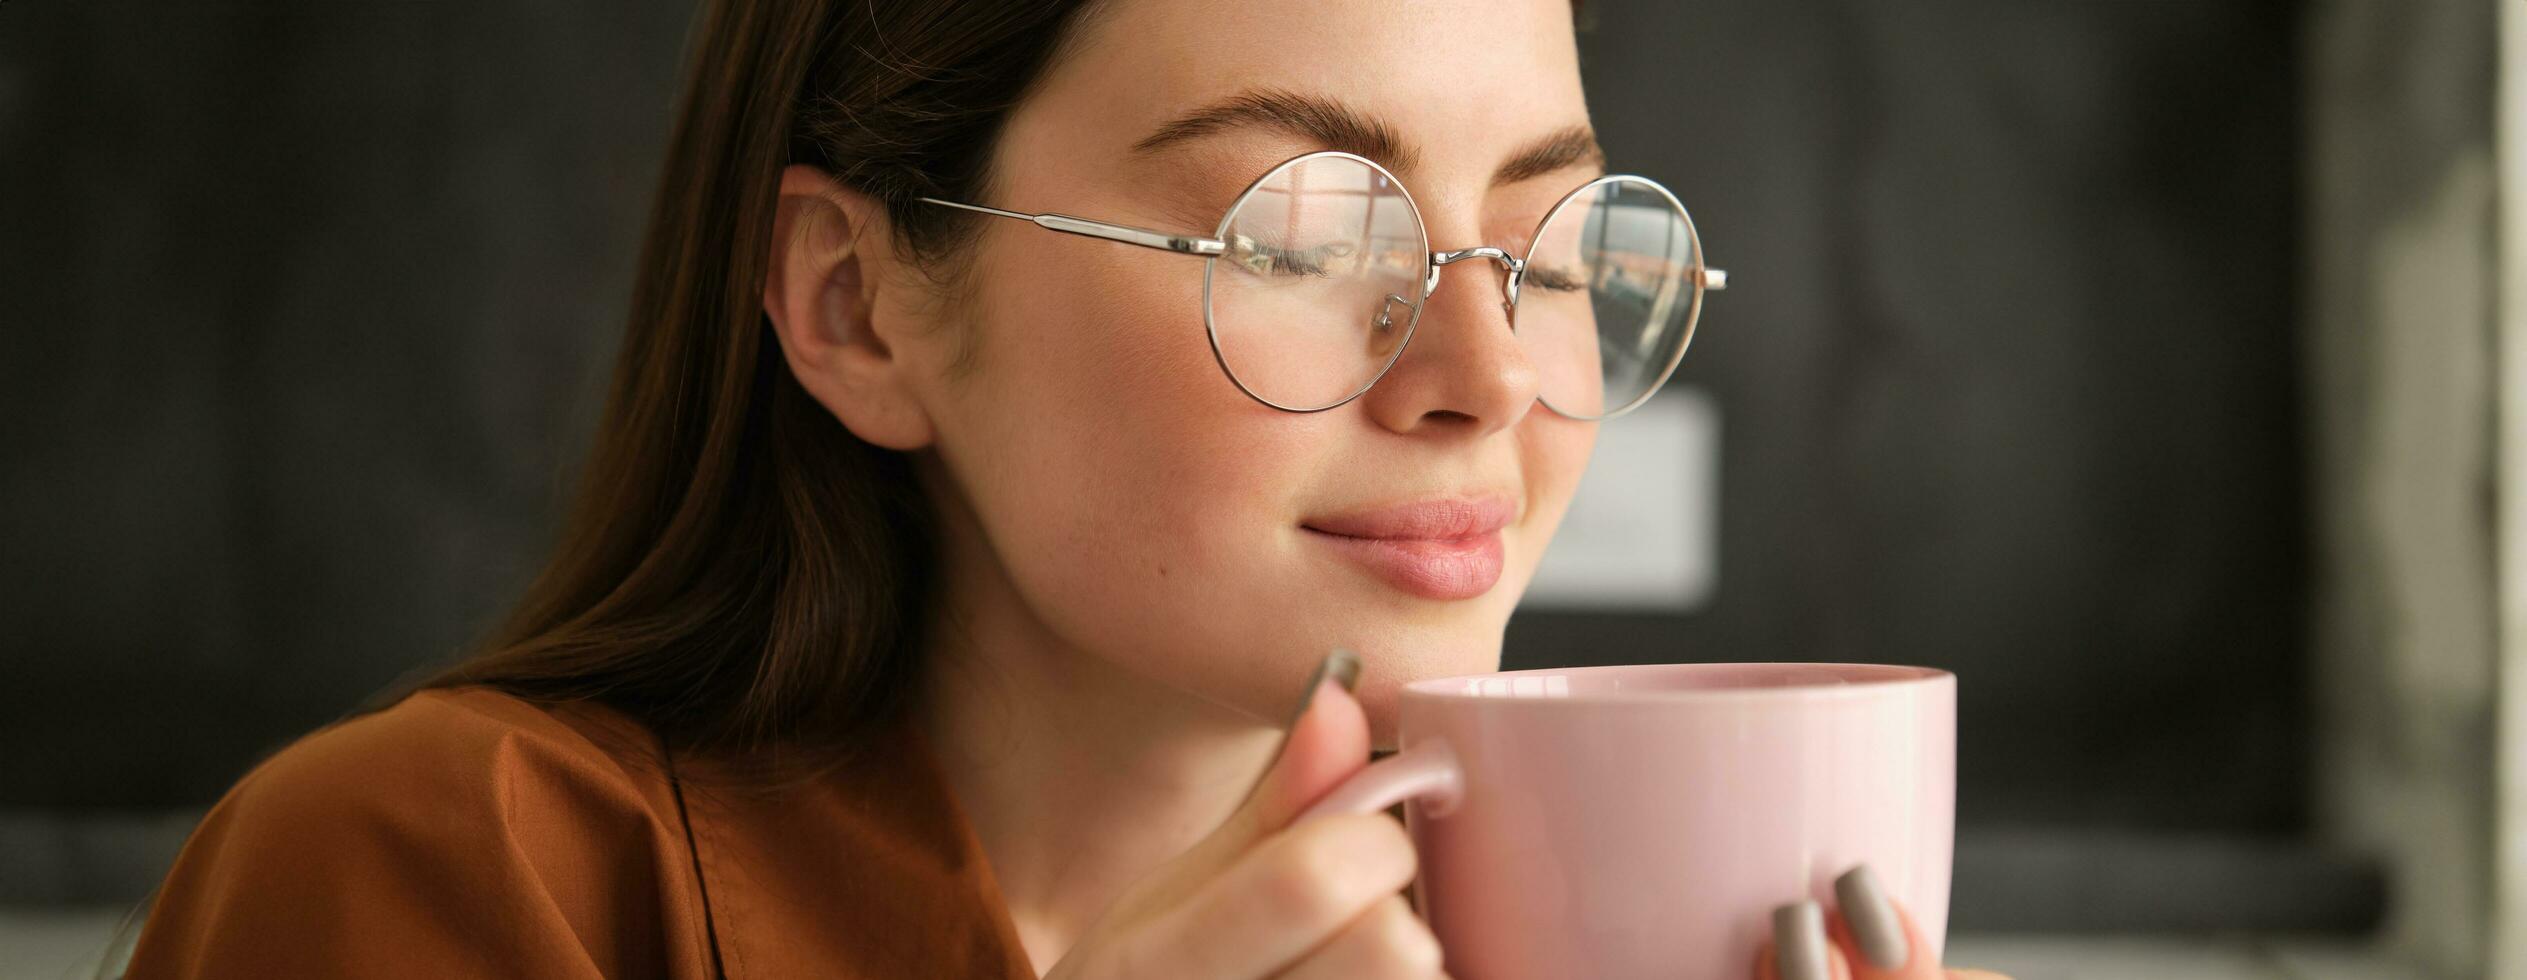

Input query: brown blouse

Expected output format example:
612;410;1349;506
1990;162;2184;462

125;685;1040;979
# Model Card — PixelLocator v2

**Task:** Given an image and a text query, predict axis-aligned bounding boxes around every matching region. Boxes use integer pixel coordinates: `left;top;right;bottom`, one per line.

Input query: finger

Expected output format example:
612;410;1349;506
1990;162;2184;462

1268;894;1445;980
1135;810;1416;980
1246;667;1373;827
1754;901;1855;980
1055;654;1376;979
1185;651;1371;869
1826;865;1941;980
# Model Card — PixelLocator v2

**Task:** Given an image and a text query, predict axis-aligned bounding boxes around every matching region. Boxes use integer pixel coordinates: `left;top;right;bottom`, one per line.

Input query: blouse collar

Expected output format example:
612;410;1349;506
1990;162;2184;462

671;710;1039;979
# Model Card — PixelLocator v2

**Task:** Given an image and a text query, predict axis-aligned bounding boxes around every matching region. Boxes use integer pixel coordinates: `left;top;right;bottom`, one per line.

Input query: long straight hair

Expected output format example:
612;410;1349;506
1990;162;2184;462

366;0;1111;786
91;6;1113;973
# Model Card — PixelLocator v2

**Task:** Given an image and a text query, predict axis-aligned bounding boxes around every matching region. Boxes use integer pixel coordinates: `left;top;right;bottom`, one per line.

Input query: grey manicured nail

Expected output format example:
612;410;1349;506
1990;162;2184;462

1323;647;1361;692
1284;648;1363;727
1772;900;1829;980
1835;864;1909;969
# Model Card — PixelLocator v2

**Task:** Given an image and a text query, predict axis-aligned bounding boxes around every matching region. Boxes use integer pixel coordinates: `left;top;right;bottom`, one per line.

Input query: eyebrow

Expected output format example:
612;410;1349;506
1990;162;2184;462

1490;123;1606;185
1129;88;1605;189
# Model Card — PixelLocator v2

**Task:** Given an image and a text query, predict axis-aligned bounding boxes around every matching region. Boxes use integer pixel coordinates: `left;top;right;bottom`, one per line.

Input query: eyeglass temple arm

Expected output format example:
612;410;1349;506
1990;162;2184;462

918;197;1227;257
922;196;1728;289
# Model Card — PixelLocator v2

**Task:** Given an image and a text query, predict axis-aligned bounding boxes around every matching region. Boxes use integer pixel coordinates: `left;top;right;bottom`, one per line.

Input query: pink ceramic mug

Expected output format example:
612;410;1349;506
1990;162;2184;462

1299;662;1956;980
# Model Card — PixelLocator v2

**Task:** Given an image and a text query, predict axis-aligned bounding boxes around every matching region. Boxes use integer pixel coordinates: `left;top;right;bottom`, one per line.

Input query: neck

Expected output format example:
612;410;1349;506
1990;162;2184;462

910;514;1283;975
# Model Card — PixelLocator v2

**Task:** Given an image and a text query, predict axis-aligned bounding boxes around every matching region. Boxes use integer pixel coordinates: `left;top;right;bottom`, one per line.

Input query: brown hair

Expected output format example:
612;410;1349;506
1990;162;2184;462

363;0;1113;785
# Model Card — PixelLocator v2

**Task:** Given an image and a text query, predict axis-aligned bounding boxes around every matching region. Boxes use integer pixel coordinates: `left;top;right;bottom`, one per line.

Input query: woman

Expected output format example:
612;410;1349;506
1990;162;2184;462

124;1;2004;978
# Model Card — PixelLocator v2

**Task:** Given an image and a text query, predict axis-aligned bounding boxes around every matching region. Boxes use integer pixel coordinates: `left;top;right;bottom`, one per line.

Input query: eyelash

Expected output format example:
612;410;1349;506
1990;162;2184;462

1521;264;1587;293
1225;236;1350;278
1225;234;1594;297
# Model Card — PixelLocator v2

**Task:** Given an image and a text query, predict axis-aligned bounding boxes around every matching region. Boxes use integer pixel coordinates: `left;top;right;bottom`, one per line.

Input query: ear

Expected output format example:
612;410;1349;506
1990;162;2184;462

763;163;936;450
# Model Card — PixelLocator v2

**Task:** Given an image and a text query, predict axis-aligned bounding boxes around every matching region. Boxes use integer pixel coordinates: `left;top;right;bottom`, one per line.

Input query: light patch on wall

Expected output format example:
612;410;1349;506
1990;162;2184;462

1523;388;1717;612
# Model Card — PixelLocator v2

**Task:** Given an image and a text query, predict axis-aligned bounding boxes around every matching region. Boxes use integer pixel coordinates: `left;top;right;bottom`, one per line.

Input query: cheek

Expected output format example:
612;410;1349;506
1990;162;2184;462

932;236;1604;730
1508;410;1596;586
968;241;1294;543
941;240;1321;667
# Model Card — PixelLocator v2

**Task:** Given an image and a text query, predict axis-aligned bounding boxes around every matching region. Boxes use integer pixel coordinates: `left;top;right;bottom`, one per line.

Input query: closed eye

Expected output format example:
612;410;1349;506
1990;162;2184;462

1522;263;1589;293
1227;236;1353;278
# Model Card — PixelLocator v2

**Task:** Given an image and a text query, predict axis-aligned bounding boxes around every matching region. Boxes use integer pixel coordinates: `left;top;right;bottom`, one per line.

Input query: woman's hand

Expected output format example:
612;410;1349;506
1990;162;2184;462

1754;864;2010;980
1044;654;1446;980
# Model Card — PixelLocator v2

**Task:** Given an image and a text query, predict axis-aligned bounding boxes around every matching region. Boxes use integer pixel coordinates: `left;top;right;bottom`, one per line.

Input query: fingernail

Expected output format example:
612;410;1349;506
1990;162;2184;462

1772;899;1829;980
1284;648;1363;728
1835;864;1909;969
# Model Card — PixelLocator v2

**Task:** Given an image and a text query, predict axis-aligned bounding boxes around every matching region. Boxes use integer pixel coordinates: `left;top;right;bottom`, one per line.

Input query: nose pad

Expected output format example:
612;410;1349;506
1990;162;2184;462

1373;293;1413;335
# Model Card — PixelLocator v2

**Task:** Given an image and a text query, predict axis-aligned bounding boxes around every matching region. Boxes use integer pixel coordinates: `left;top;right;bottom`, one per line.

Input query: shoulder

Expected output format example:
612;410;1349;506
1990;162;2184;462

220;685;676;834
127;686;711;978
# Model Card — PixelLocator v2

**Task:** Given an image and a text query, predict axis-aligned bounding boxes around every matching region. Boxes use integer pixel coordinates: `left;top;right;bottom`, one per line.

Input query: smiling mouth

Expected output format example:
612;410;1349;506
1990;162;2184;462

1302;527;1507;600
1300;495;1516;601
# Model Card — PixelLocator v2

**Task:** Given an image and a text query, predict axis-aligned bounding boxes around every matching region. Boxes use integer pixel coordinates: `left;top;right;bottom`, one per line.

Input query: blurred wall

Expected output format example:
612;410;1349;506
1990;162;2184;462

2;2;686;807
1518;0;2307;834
3;0;2318;926
2303;0;2502;975
2502;1;2527;973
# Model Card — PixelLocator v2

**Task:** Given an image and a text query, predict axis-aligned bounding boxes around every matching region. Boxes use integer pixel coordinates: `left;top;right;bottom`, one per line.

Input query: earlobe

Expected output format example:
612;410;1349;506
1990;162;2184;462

762;163;937;451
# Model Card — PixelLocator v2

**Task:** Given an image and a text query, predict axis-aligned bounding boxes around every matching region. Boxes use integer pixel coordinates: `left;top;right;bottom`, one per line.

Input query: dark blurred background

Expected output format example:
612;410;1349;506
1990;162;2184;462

4;0;2510;976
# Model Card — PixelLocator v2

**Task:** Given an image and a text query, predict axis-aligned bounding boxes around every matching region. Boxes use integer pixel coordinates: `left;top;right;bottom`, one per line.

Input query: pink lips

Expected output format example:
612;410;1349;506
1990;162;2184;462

1302;495;1516;601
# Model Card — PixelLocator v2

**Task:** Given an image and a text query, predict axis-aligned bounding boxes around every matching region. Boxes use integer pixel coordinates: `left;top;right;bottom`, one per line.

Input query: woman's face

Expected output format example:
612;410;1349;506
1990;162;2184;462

909;0;1598;747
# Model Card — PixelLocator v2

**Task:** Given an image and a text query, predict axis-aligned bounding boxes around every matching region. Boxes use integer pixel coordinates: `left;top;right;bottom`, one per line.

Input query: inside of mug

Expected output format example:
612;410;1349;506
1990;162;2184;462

1409;662;1946;701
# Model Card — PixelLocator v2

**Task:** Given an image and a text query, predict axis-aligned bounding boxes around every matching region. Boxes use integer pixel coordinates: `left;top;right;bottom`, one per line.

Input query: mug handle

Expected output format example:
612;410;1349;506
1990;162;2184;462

1295;737;1466;822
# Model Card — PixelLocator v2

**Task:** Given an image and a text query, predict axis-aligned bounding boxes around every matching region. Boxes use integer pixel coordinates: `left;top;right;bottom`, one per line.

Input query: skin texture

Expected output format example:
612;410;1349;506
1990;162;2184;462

762;1;2000;976
768;0;1590;965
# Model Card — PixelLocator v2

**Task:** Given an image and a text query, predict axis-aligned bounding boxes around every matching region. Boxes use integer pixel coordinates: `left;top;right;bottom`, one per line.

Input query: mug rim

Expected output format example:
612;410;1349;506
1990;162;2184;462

1399;661;1954;706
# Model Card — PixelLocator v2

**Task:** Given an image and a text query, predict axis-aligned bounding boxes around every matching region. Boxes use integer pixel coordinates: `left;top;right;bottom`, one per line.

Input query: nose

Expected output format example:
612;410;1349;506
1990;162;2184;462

1356;247;1541;436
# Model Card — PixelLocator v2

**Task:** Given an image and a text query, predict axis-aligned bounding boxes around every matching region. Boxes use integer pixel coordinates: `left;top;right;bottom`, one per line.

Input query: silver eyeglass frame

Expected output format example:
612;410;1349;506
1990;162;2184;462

916;148;1727;418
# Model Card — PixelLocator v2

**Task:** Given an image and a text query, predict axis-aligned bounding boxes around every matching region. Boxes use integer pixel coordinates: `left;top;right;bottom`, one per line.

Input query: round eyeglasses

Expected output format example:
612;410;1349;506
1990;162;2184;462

918;150;1726;418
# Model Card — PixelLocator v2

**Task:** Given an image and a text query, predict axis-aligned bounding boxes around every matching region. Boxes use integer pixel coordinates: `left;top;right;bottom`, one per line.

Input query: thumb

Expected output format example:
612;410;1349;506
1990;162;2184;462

1044;650;1374;979
1197;649;1372;859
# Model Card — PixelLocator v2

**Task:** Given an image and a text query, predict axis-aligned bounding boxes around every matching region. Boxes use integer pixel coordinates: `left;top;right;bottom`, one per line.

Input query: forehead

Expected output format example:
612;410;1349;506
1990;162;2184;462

1005;0;1589;194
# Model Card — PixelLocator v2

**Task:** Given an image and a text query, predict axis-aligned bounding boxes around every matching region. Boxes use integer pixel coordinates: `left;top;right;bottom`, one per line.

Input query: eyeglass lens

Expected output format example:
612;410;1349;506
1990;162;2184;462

1204;153;1704;416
